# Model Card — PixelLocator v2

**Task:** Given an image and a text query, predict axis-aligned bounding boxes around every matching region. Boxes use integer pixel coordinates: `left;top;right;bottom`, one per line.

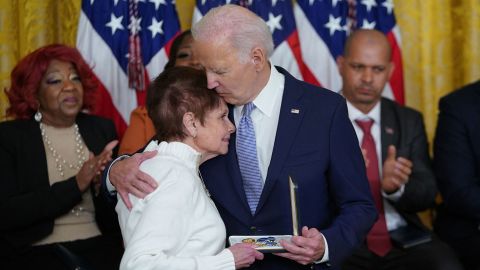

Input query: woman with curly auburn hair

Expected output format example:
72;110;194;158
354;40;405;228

6;44;97;119
0;44;123;269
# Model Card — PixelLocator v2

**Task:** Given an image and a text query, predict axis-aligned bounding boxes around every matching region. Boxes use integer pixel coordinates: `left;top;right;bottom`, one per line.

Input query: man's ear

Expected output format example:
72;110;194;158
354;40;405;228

182;112;197;138
251;46;266;72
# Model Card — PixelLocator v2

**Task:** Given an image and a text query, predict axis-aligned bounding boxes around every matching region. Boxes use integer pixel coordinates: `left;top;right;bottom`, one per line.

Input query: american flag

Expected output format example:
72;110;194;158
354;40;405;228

193;0;404;104
77;0;181;136
192;0;318;86
294;0;404;104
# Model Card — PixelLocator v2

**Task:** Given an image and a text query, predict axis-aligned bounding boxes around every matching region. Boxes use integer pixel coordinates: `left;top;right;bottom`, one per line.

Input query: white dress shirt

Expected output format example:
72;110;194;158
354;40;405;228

233;65;284;183
346;101;407;231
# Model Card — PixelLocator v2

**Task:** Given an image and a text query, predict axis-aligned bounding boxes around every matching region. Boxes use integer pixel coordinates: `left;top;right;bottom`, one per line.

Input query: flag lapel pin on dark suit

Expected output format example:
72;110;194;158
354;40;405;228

385;127;394;135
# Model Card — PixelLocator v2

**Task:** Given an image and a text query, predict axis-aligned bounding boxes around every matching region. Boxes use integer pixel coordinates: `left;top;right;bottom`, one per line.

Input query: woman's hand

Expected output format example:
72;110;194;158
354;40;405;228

76;140;118;192
228;243;264;269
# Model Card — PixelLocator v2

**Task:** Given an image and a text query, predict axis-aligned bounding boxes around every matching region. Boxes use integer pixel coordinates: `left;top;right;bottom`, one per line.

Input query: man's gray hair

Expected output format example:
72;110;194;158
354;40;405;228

191;4;274;63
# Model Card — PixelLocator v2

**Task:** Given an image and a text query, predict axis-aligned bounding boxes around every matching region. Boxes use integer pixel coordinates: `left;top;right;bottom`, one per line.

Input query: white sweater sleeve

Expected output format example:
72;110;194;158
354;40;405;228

119;168;234;270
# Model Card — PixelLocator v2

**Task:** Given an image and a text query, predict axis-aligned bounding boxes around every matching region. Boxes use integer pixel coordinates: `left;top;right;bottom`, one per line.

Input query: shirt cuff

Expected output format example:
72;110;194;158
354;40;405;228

382;184;405;201
106;154;130;194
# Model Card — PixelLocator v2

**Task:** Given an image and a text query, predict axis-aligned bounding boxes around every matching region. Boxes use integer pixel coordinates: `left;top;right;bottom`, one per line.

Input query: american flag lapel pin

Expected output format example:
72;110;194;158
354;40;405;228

291;108;300;114
385;126;394;135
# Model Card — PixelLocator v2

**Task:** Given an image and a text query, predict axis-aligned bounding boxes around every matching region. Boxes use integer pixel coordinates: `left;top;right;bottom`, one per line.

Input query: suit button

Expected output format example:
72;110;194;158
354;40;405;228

250;226;256;232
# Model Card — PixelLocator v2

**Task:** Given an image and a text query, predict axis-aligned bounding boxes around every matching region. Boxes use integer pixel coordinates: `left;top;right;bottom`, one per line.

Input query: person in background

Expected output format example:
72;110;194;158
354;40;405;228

119;30;201;155
117;66;263;270
106;5;377;269
434;80;480;270
0;44;123;270
338;29;462;270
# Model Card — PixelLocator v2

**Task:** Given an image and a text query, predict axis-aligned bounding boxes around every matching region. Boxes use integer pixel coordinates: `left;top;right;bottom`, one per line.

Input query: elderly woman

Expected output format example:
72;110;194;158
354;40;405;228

116;66;263;270
119;30;201;155
0;44;123;269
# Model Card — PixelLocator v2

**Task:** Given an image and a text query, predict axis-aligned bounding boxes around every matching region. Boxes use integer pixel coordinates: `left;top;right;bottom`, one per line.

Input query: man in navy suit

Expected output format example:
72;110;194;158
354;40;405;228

338;29;462;270
434;80;480;270
107;5;376;269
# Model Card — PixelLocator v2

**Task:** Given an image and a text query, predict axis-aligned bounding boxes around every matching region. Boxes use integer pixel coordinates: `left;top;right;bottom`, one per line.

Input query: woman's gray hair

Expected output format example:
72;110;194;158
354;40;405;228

191;4;274;63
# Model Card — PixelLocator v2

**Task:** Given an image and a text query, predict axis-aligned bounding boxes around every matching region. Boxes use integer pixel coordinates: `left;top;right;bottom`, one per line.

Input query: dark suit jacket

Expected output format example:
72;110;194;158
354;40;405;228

380;98;437;228
433;80;480;243
201;67;377;269
0;113;120;256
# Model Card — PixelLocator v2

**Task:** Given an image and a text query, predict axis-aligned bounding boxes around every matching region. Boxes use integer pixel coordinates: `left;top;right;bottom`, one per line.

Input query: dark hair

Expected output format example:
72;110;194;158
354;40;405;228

164;30;192;70
146;66;222;141
5;44;97;119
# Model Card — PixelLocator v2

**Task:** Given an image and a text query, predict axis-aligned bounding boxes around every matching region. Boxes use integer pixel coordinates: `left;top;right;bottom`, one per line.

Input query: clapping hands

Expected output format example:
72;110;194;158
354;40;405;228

76;140;118;193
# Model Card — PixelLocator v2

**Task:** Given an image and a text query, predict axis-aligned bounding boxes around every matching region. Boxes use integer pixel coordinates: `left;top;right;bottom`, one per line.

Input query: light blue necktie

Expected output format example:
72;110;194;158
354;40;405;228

237;102;263;215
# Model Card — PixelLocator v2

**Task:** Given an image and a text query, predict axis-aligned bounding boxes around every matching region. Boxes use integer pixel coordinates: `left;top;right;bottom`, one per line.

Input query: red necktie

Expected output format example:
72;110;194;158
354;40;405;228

355;119;392;257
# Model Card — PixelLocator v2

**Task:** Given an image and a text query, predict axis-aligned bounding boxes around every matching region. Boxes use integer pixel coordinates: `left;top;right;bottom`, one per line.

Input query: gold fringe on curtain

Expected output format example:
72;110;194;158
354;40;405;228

396;0;480;143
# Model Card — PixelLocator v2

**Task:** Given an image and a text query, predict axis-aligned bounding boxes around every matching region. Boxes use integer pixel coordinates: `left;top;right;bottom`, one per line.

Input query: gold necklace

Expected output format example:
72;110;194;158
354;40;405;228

39;122;87;177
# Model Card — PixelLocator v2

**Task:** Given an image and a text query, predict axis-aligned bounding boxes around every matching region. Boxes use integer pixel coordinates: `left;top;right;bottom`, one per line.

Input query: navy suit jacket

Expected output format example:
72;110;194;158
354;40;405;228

434;80;480;244
201;67;377;269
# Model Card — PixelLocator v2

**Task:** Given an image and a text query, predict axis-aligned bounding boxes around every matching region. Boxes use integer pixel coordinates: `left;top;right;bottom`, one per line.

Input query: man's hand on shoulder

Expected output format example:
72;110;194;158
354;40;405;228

110;150;158;209
275;226;325;265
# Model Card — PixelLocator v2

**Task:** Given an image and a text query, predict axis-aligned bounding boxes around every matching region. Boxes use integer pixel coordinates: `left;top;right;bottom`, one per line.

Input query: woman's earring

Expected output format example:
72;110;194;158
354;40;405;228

34;110;42;122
